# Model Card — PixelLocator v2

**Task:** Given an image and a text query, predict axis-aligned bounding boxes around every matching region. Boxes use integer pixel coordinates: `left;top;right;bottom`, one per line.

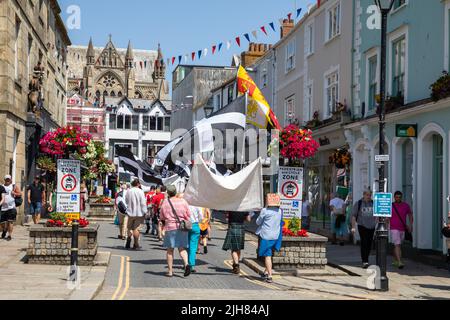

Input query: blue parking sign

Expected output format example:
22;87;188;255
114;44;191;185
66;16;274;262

292;201;299;208
374;193;393;217
71;195;78;201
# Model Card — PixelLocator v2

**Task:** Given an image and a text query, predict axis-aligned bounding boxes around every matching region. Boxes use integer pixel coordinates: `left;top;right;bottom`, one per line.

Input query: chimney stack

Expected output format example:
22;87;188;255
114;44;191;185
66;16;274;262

240;42;272;68
281;19;295;39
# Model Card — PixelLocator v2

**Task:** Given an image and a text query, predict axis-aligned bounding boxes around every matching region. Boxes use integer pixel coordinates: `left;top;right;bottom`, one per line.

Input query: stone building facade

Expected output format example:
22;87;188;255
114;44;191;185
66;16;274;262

67;37;170;104
0;0;71;223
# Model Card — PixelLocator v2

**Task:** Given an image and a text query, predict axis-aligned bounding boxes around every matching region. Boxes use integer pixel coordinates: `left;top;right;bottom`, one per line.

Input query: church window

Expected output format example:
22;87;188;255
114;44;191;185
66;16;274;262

110;91;116;97
103;90;108;97
96;90;101;98
118;91;123;97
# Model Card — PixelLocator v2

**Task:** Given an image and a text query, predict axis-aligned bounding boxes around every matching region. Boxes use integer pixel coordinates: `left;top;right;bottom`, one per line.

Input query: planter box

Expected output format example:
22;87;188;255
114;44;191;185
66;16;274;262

272;233;328;270
27;224;99;266
88;203;115;219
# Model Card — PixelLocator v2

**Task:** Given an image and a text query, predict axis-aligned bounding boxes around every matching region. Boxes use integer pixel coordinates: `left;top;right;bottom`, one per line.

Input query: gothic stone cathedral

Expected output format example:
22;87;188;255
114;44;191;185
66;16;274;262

67;37;169;103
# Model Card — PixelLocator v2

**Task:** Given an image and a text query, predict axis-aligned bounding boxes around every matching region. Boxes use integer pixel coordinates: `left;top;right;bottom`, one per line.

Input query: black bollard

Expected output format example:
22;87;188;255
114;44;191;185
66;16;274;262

70;221;79;282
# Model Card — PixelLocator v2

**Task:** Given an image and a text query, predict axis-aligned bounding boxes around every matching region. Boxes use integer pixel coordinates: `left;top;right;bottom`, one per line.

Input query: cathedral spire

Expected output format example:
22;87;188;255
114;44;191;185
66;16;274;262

153;43;166;80
86;37;95;65
125;40;134;68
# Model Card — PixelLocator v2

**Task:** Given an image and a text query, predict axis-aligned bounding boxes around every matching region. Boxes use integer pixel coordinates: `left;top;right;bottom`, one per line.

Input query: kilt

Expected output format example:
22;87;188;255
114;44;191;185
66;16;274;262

222;223;246;251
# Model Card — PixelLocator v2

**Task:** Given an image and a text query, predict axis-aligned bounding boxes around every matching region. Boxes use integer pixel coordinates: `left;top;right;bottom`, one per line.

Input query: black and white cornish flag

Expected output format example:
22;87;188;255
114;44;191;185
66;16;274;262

116;147;163;186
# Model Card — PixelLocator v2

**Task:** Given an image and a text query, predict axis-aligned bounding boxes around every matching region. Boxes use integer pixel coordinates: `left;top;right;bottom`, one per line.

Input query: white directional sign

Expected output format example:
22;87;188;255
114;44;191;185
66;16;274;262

278;167;303;219
57;160;81;216
375;155;390;162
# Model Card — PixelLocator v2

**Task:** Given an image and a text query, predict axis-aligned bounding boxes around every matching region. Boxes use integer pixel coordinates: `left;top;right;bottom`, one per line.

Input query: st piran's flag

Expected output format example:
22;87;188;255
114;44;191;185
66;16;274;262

116;147;163;186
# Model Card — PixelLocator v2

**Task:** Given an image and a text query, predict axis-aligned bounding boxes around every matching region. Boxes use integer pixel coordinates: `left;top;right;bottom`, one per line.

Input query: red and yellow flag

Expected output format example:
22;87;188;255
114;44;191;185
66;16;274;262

237;66;281;130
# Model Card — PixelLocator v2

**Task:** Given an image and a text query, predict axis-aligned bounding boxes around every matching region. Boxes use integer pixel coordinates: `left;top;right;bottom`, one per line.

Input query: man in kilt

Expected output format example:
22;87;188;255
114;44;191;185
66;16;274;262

222;211;252;274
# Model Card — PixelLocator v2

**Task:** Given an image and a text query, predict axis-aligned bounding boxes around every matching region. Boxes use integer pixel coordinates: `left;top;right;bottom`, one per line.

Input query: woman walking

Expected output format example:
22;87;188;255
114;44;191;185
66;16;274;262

222;211;251;274
159;185;192;277
256;194;283;283
351;190;376;269
187;205;202;273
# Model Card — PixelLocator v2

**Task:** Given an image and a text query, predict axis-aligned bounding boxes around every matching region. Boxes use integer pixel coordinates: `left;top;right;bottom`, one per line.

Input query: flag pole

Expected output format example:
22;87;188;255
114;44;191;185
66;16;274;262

241;91;248;170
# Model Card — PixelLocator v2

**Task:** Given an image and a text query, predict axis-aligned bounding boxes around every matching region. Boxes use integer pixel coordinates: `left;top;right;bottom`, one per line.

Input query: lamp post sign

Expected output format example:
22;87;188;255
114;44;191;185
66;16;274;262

278;167;303;220
374;193;393;218
57;160;81;220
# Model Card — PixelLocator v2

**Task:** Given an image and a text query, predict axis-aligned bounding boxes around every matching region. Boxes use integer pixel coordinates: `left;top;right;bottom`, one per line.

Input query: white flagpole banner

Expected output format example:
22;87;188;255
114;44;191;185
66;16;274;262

184;154;264;212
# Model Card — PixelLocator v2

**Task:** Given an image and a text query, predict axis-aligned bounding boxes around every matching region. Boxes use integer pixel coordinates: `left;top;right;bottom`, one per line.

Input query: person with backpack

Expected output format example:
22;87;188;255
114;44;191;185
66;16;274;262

389;191;414;269
351;190;377;269
1;175;22;241
115;184;128;240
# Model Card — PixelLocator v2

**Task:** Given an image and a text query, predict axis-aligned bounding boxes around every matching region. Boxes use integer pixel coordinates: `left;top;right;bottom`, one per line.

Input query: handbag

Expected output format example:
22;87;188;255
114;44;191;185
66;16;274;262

393;204;413;242
167;199;192;232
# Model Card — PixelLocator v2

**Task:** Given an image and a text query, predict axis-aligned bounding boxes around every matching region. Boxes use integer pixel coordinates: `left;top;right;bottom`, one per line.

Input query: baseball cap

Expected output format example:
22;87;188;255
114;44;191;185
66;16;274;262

4;175;12;180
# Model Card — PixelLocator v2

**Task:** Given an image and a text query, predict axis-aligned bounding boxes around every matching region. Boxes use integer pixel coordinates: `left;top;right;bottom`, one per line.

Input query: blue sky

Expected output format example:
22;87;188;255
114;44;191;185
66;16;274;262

60;0;312;89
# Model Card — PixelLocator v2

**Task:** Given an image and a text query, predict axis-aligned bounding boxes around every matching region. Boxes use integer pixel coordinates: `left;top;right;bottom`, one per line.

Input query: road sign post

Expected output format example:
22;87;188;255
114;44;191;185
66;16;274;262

57;159;81;282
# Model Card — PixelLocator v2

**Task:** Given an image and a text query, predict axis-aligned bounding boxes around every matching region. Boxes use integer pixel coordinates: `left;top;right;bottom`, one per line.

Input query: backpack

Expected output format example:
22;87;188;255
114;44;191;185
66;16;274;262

117;191;127;214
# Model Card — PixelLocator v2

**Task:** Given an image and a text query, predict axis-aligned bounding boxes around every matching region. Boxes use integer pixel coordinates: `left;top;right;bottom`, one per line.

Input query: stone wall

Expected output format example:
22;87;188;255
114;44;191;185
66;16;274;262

272;234;328;270
88;203;115;219
27;224;99;266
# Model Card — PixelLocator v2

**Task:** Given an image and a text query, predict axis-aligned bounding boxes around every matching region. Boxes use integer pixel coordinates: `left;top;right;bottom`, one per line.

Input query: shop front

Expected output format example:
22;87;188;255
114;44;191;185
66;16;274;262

305;125;350;234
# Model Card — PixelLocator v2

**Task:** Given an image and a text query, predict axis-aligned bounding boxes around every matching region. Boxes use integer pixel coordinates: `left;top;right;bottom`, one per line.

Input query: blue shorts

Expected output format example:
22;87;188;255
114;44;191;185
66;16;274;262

30;202;42;216
258;239;278;257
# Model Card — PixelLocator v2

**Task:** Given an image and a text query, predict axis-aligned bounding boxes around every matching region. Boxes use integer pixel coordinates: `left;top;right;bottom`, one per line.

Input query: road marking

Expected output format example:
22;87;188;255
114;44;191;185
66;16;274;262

118;256;130;300
111;256;125;300
223;260;280;291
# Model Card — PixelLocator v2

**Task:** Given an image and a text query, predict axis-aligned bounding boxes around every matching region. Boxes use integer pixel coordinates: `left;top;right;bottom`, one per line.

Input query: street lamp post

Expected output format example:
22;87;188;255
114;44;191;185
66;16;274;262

375;0;395;292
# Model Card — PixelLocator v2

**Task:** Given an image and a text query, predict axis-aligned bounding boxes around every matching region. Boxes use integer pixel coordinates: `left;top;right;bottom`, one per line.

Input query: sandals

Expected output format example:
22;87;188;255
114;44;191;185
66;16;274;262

166;272;173;278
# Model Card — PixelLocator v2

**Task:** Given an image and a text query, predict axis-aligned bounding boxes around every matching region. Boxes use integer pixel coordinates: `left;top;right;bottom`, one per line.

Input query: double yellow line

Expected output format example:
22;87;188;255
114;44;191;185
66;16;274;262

111;255;130;300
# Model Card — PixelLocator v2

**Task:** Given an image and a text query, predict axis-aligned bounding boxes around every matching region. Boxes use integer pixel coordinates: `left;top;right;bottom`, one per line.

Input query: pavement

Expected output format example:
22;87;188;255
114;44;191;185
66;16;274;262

0;224;108;300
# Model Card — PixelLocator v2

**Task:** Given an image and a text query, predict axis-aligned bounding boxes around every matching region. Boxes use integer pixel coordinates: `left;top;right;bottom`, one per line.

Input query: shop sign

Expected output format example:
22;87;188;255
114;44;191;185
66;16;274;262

396;124;417;138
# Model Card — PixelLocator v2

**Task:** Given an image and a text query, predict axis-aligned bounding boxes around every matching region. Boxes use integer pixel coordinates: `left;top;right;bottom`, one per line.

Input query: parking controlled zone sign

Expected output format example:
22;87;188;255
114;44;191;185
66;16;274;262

278;167;303;219
57;160;81;216
374;193;393;218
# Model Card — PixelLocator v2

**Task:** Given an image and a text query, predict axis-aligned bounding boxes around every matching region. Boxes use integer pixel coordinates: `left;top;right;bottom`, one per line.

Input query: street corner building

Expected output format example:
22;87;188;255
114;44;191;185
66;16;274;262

66;37;172;178
0;0;70;223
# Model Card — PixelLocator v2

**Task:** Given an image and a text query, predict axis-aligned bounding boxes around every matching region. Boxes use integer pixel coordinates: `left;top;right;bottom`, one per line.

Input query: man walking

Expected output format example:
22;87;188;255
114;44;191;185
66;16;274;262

1;175;22;241
389;191;413;269
125;179;147;250
27;176;45;225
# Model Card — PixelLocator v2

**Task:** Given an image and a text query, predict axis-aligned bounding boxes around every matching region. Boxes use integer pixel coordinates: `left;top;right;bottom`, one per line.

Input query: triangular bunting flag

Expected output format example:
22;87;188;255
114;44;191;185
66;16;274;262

287;13;292;21
227;41;231;50
244;33;250;42
296;8;302;18
212;45;217;55
144;61;147;68
204;48;208;57
318;0;321;8
218;43;223;52
192;52;196;61
178;56;182;64
172;57;176;65
269;22;275;32
184;54;188;63
198;50;202;59
252;30;258;40
261;26;268;35
166;59;170;66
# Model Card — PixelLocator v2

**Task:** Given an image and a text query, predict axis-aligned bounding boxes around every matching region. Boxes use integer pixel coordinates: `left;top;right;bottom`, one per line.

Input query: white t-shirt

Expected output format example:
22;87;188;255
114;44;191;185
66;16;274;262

1;184;15;211
329;197;345;215
302;200;310;217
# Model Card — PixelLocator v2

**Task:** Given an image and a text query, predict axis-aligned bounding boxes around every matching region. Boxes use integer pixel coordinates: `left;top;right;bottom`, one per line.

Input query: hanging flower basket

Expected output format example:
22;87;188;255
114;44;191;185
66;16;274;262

280;125;320;163
329;148;352;169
